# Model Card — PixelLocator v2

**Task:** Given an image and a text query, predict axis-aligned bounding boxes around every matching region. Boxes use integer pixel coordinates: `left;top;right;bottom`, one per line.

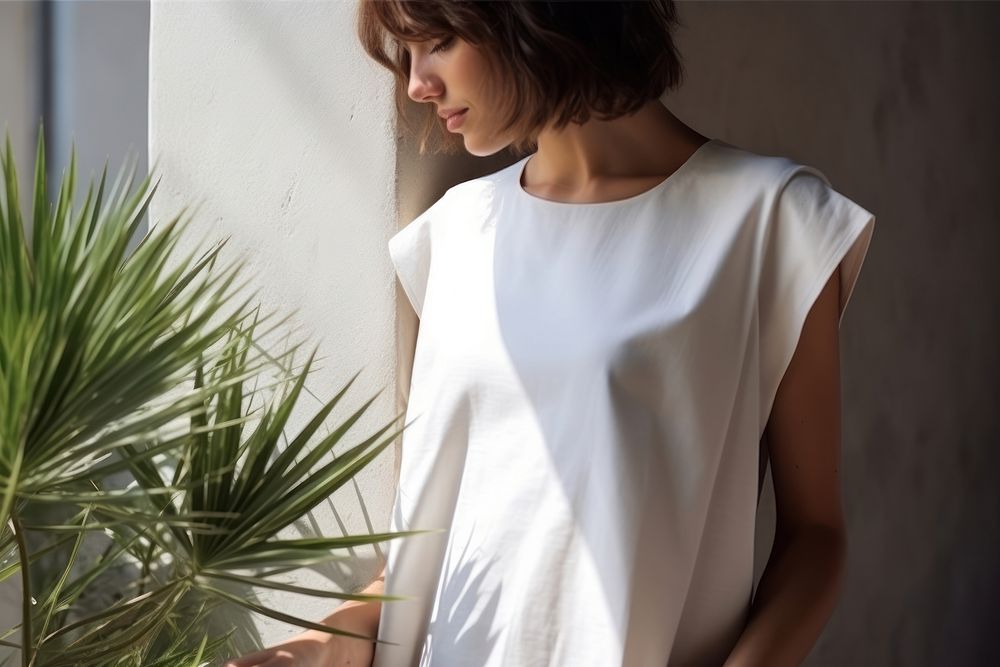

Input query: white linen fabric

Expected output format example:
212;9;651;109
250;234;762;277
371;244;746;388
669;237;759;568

372;138;875;666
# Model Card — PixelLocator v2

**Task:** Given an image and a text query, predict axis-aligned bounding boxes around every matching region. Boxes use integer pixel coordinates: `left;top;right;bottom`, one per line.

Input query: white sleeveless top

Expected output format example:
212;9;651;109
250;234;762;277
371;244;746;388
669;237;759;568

372;138;875;666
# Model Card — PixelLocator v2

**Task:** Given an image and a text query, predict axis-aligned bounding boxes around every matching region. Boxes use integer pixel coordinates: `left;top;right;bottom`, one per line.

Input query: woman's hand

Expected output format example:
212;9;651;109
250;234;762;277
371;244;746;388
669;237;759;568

224;569;386;666
222;599;381;667
222;625;375;667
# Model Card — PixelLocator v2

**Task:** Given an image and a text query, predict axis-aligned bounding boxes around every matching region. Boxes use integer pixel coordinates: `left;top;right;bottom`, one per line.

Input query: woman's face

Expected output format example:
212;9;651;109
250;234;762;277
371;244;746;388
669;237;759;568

404;35;514;157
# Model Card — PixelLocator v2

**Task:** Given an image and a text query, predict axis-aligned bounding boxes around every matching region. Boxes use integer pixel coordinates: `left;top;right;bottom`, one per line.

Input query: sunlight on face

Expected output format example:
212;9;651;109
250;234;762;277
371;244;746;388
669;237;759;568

403;35;516;157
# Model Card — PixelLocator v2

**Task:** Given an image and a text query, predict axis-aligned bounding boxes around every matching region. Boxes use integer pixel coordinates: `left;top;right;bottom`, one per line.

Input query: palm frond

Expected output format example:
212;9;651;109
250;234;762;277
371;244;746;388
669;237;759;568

1;127;427;665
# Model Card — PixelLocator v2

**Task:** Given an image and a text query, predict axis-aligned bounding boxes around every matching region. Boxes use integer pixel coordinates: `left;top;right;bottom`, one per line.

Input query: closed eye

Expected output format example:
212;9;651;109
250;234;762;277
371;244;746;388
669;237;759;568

430;35;455;54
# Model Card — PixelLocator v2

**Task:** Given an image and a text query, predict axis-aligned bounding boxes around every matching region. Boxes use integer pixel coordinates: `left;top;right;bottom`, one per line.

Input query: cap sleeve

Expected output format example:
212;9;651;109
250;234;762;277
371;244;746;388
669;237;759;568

387;210;433;319
757;166;876;432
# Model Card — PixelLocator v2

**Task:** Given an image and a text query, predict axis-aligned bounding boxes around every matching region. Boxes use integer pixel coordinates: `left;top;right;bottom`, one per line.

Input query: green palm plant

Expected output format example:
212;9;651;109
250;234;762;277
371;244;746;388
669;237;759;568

0;129;431;666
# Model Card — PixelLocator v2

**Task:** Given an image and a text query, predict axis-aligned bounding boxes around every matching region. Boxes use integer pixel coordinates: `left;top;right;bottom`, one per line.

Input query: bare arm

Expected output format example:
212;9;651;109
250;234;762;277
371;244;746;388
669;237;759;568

724;267;848;666
325;563;387;637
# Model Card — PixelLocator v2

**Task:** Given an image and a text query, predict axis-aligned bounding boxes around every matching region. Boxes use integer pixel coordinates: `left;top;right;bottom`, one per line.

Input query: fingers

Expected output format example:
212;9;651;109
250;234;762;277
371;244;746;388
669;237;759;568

221;635;331;666
221;648;287;667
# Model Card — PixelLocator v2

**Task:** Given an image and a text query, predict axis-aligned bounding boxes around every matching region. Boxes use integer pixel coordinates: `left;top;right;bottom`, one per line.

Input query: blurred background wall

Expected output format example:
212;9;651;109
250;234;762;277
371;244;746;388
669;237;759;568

0;0;40;210
49;0;149;252
0;0;148;243
1;1;996;664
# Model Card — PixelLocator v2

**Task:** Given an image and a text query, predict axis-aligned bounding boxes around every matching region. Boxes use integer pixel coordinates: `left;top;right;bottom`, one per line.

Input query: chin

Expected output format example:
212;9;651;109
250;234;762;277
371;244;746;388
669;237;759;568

462;135;512;158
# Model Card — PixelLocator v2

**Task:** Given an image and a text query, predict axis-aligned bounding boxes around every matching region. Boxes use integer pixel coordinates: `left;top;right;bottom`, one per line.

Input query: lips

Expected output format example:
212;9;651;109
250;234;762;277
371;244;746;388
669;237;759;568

438;108;468;120
445;109;468;131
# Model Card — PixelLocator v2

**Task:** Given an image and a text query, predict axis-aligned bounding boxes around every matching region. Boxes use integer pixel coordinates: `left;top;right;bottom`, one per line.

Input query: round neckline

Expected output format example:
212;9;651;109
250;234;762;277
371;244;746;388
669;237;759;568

513;138;716;209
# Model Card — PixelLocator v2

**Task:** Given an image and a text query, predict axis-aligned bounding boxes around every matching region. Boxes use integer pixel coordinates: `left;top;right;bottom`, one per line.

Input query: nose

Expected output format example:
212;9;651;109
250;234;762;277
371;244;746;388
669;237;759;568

407;54;442;103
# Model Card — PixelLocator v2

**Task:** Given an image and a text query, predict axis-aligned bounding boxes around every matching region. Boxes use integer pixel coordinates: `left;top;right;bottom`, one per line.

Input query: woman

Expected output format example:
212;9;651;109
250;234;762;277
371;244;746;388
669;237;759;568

226;1;875;666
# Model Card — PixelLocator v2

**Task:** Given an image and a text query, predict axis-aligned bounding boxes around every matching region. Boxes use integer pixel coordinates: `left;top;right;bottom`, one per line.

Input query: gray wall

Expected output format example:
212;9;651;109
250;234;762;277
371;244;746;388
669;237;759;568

50;0;149;249
0;0;149;242
399;2;999;665
0;1;39;209
49;0;149;187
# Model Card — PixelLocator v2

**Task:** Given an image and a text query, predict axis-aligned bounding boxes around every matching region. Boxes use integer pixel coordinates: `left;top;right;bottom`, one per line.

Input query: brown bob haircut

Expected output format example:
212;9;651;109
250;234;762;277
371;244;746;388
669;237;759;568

356;1;685;156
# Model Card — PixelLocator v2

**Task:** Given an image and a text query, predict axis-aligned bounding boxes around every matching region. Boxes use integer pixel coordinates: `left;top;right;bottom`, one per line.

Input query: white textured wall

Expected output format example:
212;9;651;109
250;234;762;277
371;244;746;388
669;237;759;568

149;0;400;647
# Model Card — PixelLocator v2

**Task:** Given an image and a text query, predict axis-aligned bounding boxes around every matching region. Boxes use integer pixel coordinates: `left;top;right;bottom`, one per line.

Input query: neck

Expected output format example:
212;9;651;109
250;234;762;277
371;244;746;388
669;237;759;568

526;100;708;191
